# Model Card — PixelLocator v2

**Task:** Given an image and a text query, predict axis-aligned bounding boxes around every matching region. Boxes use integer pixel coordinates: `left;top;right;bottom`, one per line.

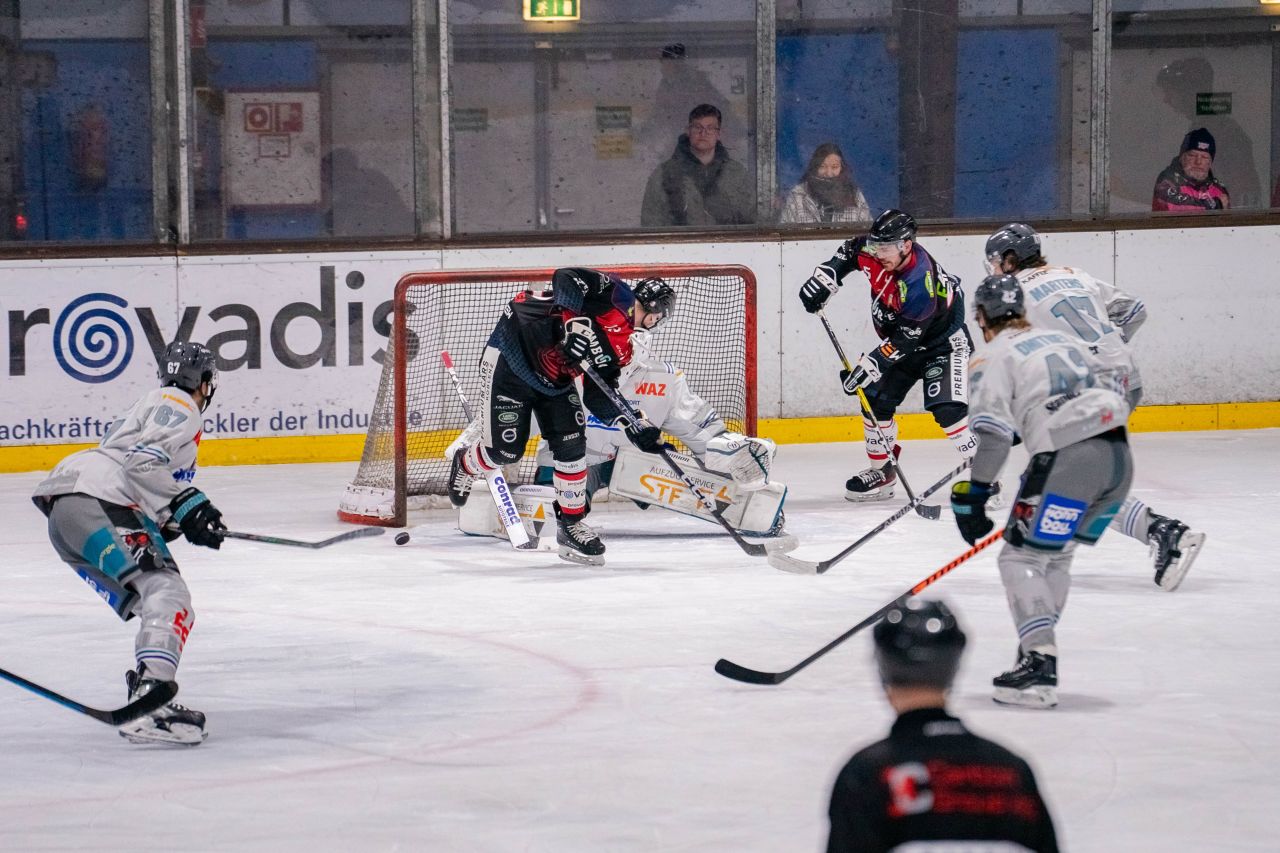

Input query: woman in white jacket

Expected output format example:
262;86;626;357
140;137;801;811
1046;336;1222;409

779;142;871;225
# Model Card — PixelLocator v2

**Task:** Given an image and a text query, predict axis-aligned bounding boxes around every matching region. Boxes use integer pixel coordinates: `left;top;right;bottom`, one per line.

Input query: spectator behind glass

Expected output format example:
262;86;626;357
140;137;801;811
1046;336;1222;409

1152;128;1230;212
779;143;871;225
640;104;754;227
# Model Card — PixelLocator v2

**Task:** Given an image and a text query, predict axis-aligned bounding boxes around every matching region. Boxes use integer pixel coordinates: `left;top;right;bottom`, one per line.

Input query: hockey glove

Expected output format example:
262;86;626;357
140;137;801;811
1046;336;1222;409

798;264;840;314
838;354;882;395
561;317;599;363
169;487;226;550
622;417;673;454
950;480;996;546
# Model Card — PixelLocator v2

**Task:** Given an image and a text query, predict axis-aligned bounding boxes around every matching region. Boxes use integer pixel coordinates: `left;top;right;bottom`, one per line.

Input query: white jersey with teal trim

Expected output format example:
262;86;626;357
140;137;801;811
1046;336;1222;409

32;387;203;524
1014;264;1144;395
969;326;1128;457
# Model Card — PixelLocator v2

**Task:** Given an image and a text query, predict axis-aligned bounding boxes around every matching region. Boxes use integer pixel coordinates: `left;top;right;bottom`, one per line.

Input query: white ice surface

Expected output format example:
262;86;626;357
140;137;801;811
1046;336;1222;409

1;431;1277;852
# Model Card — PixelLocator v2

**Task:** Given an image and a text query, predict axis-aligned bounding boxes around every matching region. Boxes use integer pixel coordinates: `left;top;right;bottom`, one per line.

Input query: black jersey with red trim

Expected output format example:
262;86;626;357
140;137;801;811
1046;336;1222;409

826;707;1058;853
824;238;966;370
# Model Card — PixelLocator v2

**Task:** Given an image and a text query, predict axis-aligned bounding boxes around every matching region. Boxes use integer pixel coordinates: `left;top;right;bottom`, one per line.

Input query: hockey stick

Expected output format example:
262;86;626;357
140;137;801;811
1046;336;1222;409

578;362;794;558
440;350;533;549
0;667;178;726
816;311;941;520
768;458;971;575
715;529;1004;685
223;528;384;549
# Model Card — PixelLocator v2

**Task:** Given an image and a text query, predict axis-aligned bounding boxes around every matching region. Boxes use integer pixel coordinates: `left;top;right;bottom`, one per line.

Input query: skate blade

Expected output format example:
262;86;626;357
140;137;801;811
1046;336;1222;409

558;545;606;567
119;723;208;746
1158;531;1206;592
992;685;1058;709
844;487;895;503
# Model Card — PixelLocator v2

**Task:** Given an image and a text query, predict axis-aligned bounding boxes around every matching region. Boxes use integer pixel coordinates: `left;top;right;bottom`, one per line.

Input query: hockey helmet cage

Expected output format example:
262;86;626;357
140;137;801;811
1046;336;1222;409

985;222;1041;272
873;597;966;689
973;274;1026;323
159;340;218;410
633;277;676;326
868;208;917;245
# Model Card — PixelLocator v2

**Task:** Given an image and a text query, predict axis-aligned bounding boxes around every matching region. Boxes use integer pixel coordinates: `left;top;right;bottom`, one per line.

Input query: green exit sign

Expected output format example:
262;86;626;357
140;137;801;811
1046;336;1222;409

524;0;579;21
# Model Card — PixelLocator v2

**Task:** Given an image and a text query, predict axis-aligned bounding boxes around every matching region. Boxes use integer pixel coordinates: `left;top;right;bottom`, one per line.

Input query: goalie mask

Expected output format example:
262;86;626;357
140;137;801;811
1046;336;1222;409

632;277;676;329
159;340;218;412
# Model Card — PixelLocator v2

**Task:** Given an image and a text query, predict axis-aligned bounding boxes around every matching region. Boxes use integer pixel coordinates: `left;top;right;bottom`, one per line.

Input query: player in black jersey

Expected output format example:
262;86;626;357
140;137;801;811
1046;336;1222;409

826;598;1059;852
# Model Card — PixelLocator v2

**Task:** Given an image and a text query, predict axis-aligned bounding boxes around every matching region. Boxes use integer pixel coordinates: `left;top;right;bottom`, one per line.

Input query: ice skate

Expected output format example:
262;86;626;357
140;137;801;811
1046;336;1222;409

447;447;475;508
845;447;899;503
1148;514;1205;592
992;651;1058;709
118;666;207;746
554;505;606;566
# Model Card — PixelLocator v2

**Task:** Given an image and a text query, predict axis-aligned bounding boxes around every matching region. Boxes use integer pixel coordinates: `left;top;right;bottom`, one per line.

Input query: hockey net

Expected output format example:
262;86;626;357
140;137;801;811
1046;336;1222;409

339;265;757;526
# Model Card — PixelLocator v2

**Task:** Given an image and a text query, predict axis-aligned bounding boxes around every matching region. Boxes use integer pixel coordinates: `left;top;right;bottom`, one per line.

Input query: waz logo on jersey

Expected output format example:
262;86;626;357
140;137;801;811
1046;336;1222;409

6;267;401;384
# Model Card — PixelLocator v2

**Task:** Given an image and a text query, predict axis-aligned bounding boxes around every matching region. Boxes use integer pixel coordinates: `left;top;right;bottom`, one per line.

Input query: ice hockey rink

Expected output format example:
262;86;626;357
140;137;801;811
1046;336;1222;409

0;430;1276;852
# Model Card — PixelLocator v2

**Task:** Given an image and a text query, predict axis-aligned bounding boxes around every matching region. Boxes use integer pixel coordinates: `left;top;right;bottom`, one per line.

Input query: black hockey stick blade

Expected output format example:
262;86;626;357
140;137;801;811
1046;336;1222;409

223;527;384;549
717;529;1003;685
0;668;177;726
767;459;971;575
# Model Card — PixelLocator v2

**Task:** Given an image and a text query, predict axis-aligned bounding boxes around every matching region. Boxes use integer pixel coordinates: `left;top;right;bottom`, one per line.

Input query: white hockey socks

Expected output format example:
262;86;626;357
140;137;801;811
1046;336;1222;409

945;416;979;460
553;457;589;515
863;416;898;466
461;444;499;477
1109;495;1150;542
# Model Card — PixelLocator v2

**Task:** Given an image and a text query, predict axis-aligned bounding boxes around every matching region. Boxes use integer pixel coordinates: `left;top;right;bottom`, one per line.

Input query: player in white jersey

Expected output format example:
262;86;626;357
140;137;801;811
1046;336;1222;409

951;275;1132;708
31;341;224;745
985;223;1204;591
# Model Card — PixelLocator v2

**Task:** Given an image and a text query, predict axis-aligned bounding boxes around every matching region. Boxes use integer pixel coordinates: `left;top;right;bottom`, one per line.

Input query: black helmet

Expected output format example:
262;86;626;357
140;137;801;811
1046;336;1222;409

873;598;966;689
985;223;1041;271
633;277;676;326
973;274;1026;323
868;208;917;245
159;340;218;410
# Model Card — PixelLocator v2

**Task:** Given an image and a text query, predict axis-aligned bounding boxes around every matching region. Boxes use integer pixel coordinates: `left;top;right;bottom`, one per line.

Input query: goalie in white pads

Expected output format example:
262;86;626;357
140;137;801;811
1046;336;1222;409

458;332;786;542
985;223;1205;591
30;341;221;745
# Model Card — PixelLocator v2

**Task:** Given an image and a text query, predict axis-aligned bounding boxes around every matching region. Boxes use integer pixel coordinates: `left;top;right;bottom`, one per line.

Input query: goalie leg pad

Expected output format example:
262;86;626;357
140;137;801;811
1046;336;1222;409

457;485;557;548
702;433;776;492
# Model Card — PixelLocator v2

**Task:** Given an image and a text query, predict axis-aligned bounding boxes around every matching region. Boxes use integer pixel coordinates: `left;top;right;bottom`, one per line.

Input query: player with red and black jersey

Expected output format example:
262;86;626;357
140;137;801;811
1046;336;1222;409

449;267;676;565
799;209;978;501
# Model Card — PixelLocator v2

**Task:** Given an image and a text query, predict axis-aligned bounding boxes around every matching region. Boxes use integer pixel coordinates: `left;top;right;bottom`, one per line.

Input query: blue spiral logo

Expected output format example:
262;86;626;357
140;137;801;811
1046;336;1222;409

53;293;135;384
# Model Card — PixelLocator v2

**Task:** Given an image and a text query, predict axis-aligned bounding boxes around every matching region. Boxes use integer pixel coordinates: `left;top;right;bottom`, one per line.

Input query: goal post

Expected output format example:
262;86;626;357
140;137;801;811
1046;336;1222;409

339;264;757;526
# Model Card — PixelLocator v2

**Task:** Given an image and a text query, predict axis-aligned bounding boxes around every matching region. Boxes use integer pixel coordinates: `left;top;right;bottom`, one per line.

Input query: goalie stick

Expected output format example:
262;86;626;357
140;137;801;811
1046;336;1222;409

816;310;941;520
578;361;796;558
715;529;1004;685
0;667;178;726
223;528;384;549
768;459;971;575
439;350;534;550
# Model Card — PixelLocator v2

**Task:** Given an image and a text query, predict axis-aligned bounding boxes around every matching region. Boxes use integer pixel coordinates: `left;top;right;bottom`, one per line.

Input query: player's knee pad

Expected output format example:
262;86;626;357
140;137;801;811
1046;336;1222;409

546;430;585;462
862;388;895;422
928;401;968;430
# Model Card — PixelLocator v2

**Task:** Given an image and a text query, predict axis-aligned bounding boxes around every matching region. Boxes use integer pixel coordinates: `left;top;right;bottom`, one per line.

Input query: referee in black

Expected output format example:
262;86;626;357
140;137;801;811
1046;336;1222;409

826;599;1059;852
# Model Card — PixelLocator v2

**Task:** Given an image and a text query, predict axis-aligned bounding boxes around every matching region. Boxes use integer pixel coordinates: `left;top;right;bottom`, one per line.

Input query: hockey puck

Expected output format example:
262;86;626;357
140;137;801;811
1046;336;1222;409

394;532;410;546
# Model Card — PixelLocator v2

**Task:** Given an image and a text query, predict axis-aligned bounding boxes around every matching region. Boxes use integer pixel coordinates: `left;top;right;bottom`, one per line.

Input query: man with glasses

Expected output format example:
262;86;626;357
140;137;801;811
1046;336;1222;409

798;209;978;501
640;103;754;227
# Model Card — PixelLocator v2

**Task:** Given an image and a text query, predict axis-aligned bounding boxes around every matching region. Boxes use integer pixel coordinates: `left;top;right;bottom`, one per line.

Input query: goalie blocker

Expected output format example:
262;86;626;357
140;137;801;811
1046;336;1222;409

459;444;787;542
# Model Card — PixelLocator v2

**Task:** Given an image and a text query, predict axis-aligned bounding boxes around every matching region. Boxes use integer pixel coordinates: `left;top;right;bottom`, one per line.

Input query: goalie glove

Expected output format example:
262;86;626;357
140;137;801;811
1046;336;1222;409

561;316;599;363
798;264;840;314
838;353;882;395
703;433;775;492
950;480;996;546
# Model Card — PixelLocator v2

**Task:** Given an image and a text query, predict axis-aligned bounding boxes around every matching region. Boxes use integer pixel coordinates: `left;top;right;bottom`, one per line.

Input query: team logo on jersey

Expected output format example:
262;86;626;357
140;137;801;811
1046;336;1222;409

634;381;667;396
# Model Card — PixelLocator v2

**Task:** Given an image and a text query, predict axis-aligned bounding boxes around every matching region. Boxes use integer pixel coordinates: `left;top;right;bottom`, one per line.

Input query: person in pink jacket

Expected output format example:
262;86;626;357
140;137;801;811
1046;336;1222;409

1152;128;1230;212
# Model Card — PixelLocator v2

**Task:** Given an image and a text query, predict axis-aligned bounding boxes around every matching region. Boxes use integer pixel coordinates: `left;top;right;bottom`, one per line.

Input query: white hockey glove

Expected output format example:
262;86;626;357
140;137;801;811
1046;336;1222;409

704;433;776;492
798;264;840;314
839;353;882;395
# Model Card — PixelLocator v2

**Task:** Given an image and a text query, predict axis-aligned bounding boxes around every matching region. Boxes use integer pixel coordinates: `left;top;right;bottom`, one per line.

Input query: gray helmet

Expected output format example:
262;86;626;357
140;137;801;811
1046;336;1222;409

873;598;966;689
868;208;917;244
973;274;1026;323
159;340;218;409
633;277;676;326
985;223;1041;269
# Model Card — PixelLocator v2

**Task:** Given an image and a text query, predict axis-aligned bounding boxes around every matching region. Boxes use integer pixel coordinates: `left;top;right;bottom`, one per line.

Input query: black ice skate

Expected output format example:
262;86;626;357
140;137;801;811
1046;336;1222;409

992;651;1058;709
845;446;899;503
447;447;475;508
118;665;207;746
1148;514;1205;592
554;504;605;566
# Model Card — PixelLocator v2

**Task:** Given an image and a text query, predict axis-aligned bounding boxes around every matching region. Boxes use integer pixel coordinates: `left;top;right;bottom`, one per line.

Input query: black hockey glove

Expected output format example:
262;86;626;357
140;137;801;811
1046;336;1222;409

561;317;599;363
169;487;226;550
798;264;839;314
838;354;882;395
622;417;672;454
950;480;996;545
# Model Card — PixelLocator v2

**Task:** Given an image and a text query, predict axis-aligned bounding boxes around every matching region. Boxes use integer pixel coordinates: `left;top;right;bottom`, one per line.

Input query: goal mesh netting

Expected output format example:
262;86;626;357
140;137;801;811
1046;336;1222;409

339;265;756;526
